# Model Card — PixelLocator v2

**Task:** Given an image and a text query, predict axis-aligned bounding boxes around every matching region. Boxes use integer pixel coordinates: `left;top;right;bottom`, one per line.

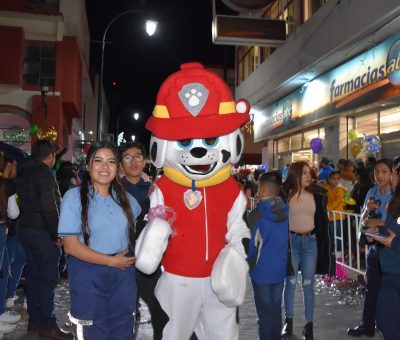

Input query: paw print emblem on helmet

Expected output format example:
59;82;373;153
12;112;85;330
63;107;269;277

178;83;209;117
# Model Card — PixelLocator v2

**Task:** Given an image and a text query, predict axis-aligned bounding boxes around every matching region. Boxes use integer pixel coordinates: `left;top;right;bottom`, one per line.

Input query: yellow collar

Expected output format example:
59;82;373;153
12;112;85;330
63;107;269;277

163;165;231;187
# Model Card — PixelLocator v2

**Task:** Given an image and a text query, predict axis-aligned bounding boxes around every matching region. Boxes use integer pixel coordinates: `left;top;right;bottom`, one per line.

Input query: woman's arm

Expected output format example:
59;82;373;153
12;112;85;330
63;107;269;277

63;236;135;270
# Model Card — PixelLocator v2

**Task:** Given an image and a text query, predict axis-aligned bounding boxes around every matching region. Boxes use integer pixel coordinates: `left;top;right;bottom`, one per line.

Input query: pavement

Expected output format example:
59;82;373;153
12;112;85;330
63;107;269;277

1;275;382;340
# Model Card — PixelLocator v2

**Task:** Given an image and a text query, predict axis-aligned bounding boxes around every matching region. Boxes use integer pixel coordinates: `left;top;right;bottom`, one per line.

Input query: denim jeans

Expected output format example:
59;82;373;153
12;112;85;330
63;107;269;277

6;221;26;300
284;233;317;323
376;273;400;340
252;280;284;340
19;228;61;330
0;223;8;315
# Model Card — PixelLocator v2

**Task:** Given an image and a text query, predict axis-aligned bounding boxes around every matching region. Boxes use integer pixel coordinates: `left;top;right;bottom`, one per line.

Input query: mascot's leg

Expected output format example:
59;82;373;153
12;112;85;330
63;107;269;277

155;272;203;340
194;281;238;340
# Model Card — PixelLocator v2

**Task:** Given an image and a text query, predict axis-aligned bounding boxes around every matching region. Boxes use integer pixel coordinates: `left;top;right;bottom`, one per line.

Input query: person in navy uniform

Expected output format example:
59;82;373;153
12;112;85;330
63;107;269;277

58;142;141;340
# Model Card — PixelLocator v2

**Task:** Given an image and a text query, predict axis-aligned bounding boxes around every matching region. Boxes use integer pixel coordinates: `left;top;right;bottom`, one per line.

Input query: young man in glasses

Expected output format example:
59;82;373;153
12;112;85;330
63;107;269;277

119;142;168;340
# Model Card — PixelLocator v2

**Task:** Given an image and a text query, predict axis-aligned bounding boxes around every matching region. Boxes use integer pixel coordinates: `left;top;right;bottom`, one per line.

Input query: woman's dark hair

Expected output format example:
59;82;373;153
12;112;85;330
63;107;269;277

388;156;400;218
285;161;310;201
80;142;136;252
374;158;392;171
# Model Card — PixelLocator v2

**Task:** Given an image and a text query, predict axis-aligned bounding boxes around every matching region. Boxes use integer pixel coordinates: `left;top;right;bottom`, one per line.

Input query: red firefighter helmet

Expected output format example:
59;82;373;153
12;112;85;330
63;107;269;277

146;62;250;140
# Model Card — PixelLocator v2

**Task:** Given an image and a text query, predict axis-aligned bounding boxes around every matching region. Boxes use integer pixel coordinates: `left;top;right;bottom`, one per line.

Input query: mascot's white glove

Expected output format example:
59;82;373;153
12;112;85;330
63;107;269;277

211;191;249;307
211;245;248;307
135;217;172;275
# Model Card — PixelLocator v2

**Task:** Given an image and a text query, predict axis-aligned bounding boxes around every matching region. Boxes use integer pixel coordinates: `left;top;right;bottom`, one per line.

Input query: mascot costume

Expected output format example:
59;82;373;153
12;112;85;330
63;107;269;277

135;62;251;340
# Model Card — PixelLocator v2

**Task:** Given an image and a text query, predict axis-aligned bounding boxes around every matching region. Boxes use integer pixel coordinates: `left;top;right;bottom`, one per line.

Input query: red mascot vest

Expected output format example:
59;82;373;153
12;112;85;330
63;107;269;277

157;175;241;277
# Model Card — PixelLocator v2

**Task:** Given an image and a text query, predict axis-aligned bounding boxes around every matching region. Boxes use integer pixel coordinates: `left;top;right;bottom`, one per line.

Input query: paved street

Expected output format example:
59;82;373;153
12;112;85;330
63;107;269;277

2;275;381;340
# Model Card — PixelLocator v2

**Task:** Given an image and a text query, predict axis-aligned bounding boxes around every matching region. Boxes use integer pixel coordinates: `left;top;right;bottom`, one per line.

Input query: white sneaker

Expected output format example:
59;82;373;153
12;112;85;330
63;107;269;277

0;312;20;324
0;321;15;334
5;298;14;309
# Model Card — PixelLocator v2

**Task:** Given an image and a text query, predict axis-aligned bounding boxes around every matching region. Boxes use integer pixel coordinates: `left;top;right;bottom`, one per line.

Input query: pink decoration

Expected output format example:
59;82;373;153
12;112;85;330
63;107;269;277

147;205;176;225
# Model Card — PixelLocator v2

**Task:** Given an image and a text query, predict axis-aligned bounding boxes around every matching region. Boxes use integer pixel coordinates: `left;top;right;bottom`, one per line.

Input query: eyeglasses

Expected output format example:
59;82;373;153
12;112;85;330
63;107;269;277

122;153;144;163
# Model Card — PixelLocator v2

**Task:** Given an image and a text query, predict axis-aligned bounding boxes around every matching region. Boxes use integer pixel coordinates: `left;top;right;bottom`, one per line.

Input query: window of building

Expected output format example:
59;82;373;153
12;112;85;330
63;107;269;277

290;133;302;150
355;112;378;136
277;137;290;153
23;45;56;87
27;0;60;12
380;107;400;135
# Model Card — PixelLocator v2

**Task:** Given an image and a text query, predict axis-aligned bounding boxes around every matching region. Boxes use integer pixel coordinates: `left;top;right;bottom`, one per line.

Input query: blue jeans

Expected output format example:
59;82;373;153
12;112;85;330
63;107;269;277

252;280;284;340
284;233;317;323
6;221;26;300
19;228;61;330
0;223;8;315
376;273;400;340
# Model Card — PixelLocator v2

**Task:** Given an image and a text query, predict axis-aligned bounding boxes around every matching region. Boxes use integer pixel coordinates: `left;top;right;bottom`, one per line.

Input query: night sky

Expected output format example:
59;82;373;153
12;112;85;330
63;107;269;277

86;0;235;147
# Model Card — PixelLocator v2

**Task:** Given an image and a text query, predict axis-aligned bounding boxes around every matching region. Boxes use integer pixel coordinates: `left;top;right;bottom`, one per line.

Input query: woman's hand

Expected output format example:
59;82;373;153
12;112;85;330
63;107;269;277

373;228;397;248
106;250;136;270
364;226;379;243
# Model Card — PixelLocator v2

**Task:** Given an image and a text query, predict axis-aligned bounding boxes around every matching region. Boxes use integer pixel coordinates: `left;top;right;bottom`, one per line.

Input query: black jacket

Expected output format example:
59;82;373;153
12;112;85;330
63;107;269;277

15;157;59;240
310;186;335;275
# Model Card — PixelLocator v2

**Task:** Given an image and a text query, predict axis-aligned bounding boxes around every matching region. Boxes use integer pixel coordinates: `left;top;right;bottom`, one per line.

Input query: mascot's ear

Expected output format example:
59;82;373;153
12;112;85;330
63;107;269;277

149;135;167;168
228;129;244;164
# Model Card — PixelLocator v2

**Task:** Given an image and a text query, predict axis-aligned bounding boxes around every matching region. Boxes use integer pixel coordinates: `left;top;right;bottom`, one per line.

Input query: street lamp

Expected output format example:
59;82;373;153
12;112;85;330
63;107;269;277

96;10;157;141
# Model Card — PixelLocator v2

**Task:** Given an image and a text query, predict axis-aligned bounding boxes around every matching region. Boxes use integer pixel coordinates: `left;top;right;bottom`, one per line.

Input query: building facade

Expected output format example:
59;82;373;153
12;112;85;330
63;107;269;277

235;0;400;169
0;0;97;155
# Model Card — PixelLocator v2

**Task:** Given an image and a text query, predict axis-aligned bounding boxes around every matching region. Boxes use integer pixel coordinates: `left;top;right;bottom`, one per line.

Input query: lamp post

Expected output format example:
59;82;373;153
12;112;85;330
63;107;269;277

96;10;157;141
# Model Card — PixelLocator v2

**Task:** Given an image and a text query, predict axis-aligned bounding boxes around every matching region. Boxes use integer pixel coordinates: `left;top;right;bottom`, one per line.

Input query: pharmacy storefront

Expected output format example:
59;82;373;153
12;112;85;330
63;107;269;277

254;32;400;169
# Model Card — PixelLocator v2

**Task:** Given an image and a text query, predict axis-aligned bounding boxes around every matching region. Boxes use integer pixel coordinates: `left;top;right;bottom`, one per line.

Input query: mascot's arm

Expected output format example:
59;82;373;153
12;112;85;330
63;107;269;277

135;185;172;275
211;191;250;307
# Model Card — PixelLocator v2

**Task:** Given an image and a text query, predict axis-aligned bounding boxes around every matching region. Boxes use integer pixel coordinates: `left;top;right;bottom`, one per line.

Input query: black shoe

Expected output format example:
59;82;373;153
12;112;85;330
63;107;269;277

303;322;313;340
347;325;375;337
39;327;74;339
281;317;293;339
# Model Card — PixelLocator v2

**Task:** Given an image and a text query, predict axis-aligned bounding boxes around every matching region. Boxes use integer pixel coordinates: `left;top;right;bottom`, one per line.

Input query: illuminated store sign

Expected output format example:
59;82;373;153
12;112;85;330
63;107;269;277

254;33;400;142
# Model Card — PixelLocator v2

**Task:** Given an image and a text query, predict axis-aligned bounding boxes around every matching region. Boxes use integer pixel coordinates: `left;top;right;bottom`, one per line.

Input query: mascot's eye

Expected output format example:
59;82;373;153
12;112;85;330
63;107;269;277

177;139;193;149
202;137;219;147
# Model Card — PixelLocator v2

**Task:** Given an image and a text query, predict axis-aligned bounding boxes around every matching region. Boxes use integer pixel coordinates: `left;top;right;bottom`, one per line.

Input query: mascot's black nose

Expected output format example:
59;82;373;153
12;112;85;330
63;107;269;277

190;147;207;158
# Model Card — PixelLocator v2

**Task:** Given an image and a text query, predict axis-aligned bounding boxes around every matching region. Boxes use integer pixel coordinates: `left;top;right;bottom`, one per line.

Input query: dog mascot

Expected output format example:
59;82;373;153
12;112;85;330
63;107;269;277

135;62;251;340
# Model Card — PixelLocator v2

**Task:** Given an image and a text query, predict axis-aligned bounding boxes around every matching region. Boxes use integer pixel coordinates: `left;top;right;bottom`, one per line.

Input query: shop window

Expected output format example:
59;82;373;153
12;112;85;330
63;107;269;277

278;137;290;152
355;113;378;136
303;129;319;148
23;45;55;87
380;108;400;135
290;133;302;150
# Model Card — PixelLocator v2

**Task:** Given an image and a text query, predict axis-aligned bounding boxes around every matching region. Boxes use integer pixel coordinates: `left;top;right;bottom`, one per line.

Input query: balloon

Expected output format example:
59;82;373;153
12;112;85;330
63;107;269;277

348;129;358;141
29;124;39;135
350;143;361;157
362;135;381;155
37;126;57;142
310;138;323;154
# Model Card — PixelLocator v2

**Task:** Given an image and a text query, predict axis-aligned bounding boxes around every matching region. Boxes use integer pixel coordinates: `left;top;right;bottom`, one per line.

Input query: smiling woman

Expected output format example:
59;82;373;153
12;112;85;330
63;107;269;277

58;141;141;340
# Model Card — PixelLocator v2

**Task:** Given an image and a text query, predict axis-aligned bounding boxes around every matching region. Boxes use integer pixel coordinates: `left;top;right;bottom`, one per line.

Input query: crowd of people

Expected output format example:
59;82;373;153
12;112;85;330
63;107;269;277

2;135;400;340
244;155;400;340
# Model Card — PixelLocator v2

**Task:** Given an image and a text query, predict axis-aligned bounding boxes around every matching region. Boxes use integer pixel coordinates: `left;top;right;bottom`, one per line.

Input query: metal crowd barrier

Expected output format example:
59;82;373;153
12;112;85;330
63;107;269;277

330;210;366;275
